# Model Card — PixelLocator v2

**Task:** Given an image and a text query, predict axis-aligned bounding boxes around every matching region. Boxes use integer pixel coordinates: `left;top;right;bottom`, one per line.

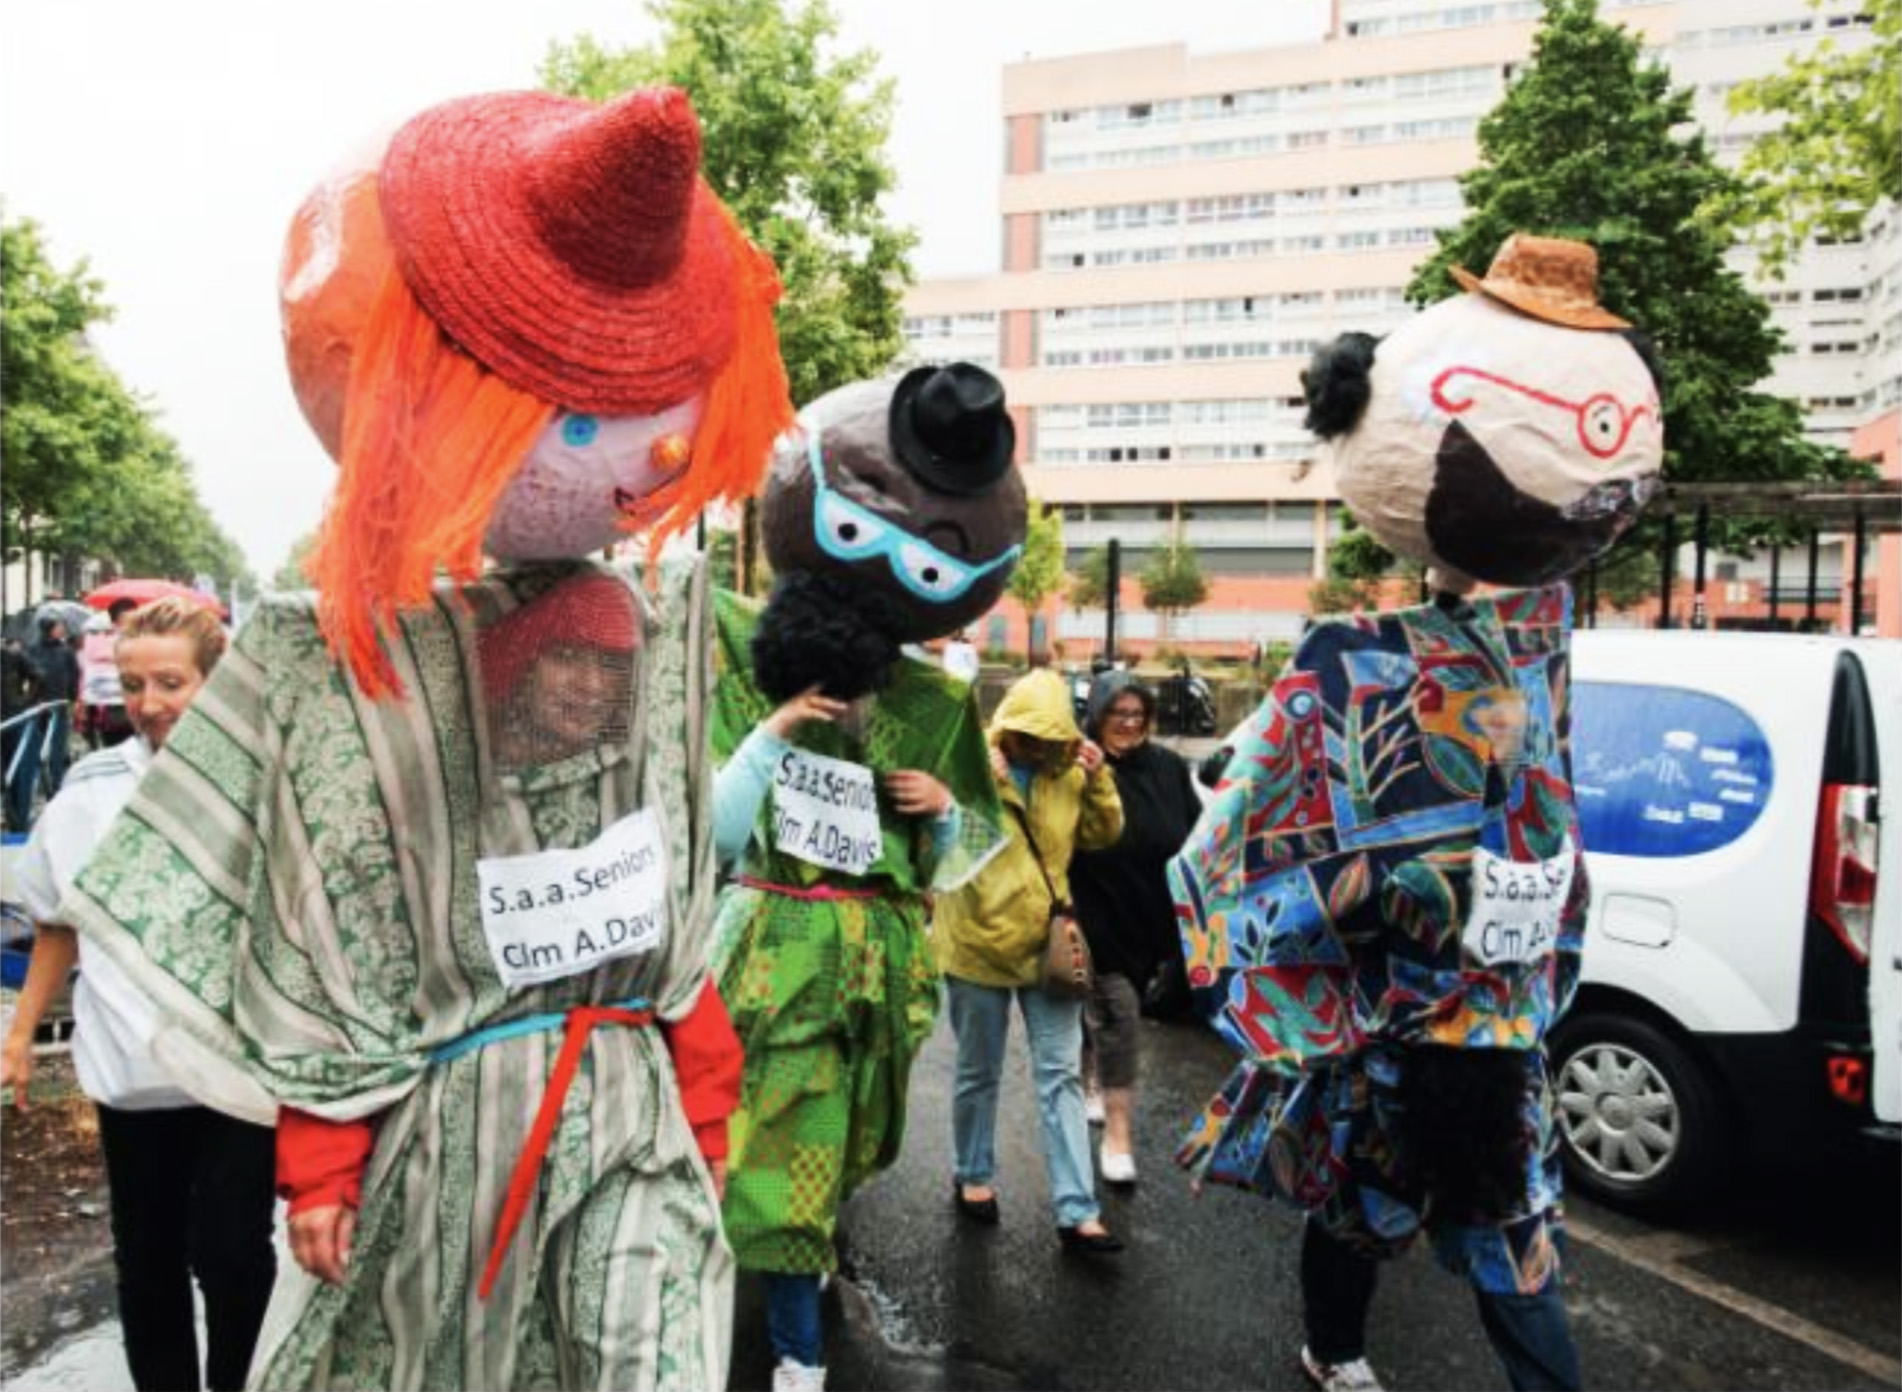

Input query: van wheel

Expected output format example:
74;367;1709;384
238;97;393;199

1551;1015;1723;1215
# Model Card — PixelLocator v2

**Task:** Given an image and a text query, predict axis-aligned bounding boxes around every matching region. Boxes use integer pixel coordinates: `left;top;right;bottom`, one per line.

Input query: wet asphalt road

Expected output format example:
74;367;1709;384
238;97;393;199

11;1013;1896;1392
730;1015;1900;1392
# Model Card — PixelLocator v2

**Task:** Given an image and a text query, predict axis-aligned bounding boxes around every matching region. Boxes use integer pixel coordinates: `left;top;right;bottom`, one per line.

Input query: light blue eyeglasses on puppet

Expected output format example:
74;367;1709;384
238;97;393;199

805;431;1023;603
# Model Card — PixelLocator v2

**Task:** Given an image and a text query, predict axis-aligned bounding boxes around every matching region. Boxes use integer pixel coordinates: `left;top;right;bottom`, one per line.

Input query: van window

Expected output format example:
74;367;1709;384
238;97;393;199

1572;682;1774;857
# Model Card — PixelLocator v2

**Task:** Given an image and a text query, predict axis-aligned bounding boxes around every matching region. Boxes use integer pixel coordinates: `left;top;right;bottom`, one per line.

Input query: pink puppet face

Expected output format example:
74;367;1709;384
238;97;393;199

483;398;704;561
1331;294;1662;591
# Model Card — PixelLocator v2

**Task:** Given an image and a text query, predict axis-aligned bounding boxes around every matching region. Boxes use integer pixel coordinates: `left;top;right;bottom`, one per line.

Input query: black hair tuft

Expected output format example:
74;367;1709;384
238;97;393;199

1301;333;1381;440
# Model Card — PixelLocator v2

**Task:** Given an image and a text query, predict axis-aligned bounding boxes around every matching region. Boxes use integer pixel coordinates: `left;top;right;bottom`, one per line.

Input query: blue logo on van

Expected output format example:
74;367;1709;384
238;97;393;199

1571;682;1774;857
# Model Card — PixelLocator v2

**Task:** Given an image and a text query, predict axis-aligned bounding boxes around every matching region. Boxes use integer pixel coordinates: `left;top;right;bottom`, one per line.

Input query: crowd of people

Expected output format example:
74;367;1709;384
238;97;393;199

3;598;146;833
0;73;1643;1392
4;588;1212;1392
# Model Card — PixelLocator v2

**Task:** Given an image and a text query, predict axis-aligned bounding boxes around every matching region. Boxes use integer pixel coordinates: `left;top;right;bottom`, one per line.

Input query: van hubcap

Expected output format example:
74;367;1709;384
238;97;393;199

1556;1042;1681;1184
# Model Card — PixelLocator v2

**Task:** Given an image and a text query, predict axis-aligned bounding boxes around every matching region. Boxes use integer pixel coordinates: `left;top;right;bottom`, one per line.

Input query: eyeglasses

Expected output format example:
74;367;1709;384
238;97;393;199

1107;709;1148;726
806;432;1023;603
1429;364;1659;461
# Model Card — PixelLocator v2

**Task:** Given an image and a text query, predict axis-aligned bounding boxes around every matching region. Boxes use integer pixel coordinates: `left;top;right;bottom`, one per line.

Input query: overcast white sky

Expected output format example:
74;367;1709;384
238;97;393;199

2;1;1326;582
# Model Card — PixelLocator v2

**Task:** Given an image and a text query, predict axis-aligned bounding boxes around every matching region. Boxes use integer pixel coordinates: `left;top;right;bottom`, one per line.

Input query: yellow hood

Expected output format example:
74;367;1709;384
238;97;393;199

988;669;1081;747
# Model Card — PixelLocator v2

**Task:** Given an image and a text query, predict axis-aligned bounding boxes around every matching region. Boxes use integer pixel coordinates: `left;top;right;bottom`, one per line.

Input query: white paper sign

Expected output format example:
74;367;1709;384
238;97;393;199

478;808;671;989
771;747;882;876
1461;836;1576;968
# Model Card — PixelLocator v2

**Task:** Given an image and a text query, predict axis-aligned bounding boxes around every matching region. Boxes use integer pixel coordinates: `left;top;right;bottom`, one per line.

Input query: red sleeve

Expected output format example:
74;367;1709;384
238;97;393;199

660;980;744;1165
276;1107;375;1216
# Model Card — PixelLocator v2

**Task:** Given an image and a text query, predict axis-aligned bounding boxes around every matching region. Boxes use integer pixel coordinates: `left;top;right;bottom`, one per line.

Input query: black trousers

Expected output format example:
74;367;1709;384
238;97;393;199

94;1104;278;1392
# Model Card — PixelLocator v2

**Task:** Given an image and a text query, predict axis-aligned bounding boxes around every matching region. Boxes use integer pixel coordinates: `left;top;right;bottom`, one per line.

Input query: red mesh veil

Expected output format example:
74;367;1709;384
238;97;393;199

478;573;640;774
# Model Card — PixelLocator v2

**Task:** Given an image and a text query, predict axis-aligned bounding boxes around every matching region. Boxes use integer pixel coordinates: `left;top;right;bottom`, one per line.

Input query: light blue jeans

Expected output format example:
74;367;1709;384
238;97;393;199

945;975;1101;1228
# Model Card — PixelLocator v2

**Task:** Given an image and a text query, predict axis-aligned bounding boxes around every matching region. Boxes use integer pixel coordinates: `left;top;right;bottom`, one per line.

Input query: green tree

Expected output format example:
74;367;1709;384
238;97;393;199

703;525;740;592
2;217;250;600
542;0;917;409
1005;499;1065;661
1405;0;1858;553
273;530;319;592
1583;539;1661;612
1066;544;1113;612
1139;538;1210;643
1720;0;1901;276
3;217;115;580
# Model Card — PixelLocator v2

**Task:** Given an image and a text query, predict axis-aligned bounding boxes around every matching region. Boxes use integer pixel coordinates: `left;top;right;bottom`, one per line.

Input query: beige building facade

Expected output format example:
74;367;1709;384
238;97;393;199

903;0;1898;652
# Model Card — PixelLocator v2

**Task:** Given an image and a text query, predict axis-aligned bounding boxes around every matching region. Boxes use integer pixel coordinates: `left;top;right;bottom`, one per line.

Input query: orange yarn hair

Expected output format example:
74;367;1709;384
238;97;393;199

626;202;791;563
304;267;556;697
304;201;790;698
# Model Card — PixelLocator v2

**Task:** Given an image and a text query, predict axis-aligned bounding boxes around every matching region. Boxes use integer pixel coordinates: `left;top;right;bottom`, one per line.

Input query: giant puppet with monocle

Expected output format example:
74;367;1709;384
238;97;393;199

1171;235;1664;1391
58;87;793;1391
706;364;1026;1388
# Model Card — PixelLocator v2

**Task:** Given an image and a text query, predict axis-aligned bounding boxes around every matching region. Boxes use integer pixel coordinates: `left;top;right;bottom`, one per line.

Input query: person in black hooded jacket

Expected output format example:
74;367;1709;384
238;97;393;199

1070;670;1203;1184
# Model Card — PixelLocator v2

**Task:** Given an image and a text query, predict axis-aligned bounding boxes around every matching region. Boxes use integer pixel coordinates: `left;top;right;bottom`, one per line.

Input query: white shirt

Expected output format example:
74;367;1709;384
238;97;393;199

12;737;194;1109
942;639;980;685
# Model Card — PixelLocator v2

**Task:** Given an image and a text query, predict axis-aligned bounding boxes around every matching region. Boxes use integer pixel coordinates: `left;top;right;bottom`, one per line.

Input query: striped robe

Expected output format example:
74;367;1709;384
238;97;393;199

62;559;732;1391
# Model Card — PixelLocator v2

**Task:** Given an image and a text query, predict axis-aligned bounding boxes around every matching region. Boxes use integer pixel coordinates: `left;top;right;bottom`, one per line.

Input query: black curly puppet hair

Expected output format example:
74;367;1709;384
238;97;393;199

750;569;917;704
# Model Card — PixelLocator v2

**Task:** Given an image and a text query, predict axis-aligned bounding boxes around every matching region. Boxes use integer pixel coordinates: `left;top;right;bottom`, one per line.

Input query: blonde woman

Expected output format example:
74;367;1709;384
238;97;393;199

2;598;274;1392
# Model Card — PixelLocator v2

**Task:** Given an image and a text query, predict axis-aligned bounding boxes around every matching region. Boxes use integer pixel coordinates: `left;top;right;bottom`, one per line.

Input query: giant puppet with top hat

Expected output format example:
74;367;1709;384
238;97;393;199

1171;235;1663;1391
59;87;793;1390
703;360;1028;1383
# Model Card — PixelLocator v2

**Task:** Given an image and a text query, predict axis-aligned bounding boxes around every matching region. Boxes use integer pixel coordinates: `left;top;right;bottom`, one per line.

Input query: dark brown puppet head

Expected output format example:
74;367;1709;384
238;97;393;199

751;364;1028;701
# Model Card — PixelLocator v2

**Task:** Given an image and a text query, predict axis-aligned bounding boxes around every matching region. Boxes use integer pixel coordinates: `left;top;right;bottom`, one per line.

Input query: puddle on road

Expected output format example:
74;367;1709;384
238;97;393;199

7;1323;130;1392
845;1271;943;1357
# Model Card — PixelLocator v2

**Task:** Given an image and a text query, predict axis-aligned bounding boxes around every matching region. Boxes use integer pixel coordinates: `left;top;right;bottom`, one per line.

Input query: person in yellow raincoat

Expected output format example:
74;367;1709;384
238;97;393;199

932;669;1125;1255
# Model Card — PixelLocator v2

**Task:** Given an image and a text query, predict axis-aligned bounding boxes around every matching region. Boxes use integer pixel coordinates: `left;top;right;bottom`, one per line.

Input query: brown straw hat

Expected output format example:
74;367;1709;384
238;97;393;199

1450;233;1630;331
378;86;740;414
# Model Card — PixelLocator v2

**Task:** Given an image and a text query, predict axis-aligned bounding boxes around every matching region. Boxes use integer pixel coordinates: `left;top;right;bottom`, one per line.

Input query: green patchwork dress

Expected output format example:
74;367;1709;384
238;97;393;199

61;559;732;1392
709;592;1002;1273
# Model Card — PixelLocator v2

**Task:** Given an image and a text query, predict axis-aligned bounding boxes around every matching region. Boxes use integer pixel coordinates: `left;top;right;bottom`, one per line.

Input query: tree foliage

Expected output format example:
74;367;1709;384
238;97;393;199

1139;540;1210;624
542;0;917;408
1006;499;1066;617
1720;0;1901;275
2;217;250;592
1066;543;1113;612
1582;539;1661;612
1326;510;1417;583
1404;0;1858;554
272;530;319;592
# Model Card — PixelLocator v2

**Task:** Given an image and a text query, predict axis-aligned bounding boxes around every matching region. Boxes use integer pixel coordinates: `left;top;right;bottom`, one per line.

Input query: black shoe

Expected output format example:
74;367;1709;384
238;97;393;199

1057;1224;1124;1256
954;1180;1000;1225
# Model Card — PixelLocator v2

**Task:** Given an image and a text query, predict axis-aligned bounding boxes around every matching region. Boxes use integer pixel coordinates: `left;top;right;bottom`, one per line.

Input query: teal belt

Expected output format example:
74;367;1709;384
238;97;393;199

429;995;653;1065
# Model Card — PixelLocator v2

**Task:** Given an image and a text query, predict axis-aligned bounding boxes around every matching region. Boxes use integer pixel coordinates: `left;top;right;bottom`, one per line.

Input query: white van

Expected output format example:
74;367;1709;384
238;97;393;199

1555;630;1900;1212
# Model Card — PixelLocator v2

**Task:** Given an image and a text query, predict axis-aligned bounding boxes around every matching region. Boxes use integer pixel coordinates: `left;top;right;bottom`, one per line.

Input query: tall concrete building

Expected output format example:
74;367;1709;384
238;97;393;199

901;0;1897;652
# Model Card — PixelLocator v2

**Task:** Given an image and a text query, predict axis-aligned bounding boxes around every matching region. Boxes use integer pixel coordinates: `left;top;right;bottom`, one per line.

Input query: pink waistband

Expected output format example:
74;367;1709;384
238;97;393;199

736;874;884;902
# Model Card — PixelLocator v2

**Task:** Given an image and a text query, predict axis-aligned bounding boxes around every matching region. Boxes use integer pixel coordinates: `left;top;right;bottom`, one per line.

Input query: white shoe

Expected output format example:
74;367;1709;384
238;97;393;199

1299;1345;1383;1392
1085;1086;1106;1126
771;1358;827;1392
1099;1149;1137;1185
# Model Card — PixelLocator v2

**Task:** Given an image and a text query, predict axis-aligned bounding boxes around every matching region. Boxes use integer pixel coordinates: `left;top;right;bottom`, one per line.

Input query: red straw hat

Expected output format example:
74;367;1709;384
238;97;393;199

378;86;739;414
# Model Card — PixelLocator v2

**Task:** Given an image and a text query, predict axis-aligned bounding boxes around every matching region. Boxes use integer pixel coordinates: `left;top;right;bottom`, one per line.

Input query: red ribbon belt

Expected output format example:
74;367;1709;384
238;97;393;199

473;1002;655;1300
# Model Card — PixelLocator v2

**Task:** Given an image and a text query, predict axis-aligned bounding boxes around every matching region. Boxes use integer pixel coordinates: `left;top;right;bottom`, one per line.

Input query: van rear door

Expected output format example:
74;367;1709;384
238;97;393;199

1849;641;1902;1129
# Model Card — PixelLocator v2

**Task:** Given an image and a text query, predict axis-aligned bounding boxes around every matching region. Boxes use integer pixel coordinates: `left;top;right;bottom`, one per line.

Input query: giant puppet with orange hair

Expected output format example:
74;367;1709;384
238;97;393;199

60;87;792;1391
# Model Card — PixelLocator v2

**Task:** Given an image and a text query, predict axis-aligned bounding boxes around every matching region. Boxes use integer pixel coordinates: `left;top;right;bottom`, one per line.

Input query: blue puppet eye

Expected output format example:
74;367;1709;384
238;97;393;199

561;414;601;447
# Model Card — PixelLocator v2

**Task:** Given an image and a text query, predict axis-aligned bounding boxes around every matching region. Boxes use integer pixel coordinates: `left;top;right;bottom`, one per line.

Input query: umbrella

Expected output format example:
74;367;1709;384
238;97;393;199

32;599;92;635
84;578;226;617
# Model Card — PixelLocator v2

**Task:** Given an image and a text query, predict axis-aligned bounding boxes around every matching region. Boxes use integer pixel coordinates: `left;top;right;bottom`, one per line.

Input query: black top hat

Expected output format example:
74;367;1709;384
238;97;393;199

887;363;1016;496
